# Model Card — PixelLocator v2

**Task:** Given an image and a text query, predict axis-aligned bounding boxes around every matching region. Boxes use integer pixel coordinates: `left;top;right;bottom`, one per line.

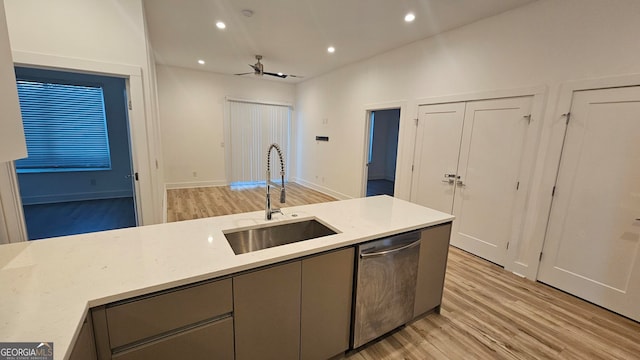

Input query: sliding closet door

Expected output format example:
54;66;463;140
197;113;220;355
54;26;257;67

410;103;465;214
450;96;532;265
538;86;640;321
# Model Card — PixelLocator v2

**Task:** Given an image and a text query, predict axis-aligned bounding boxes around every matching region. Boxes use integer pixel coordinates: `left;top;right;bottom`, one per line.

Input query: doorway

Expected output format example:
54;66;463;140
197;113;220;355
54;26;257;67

365;109;400;197
14;67;137;240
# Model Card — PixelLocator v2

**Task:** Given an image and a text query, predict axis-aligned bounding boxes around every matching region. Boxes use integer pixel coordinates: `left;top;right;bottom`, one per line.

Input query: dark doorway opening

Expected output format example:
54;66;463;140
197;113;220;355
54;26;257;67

14;67;137;240
366;109;400;197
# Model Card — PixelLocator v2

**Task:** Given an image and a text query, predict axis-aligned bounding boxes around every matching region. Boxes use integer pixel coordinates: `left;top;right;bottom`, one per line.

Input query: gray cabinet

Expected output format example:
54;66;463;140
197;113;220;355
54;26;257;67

301;248;354;360
69;314;97;360
111;317;234;360
92;278;233;360
234;261;302;360
413;222;452;318
234;248;355;360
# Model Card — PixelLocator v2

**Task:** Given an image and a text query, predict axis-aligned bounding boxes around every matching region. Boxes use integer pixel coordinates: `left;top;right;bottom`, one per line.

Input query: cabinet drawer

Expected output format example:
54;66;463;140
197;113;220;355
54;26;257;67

112;316;234;360
106;278;232;348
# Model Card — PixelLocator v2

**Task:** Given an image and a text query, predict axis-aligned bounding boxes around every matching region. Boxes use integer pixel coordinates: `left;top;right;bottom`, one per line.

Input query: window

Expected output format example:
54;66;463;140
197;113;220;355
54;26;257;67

14;79;112;173
228;100;291;185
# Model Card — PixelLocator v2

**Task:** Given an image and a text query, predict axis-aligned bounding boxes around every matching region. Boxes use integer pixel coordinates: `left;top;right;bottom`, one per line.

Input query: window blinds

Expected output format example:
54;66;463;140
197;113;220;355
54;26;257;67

228;100;291;184
14;80;112;172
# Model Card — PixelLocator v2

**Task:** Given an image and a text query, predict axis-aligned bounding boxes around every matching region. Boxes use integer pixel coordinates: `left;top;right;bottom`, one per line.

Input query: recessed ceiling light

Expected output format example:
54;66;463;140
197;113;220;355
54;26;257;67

327;46;335;53
404;13;415;22
216;21;226;29
198;59;205;65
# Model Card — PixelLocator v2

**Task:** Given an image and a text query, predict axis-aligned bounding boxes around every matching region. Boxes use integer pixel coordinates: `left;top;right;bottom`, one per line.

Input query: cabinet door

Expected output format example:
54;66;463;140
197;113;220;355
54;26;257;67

105;278;232;348
111;317;234;360
414;223;452;318
301;248;354;360
234;261;301;360
69;315;97;360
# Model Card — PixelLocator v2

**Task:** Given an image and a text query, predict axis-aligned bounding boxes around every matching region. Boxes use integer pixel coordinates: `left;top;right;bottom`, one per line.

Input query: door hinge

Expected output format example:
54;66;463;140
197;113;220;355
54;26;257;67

411;164;414;172
539;252;543;261
552;186;556;197
128;100;133;110
414;118;418;126
516;181;520;190
506;242;510;250
563;112;571;125
155;159;159;169
524;114;532;124
134;172;139;181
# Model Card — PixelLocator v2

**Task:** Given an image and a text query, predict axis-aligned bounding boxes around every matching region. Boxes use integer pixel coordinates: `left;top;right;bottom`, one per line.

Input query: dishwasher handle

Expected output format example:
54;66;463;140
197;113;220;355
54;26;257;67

360;239;421;258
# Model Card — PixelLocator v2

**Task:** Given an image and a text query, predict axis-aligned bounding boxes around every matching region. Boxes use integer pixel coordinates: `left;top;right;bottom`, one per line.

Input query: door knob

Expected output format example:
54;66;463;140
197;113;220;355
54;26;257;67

442;173;455;184
456;179;465;187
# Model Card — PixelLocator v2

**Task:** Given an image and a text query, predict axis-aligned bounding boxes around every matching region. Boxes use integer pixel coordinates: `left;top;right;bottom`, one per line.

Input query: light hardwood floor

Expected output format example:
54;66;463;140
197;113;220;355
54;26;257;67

166;182;336;222
166;183;640;359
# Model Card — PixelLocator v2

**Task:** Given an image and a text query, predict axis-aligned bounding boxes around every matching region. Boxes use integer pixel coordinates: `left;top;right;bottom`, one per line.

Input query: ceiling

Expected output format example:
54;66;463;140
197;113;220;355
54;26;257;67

143;0;536;83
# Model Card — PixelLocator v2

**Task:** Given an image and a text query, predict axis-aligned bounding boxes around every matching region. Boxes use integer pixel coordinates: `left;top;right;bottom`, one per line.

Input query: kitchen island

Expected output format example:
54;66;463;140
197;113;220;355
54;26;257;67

0;195;453;360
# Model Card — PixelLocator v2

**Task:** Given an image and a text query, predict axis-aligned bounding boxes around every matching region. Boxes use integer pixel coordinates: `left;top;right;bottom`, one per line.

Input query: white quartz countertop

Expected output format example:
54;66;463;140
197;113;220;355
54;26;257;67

0;195;453;359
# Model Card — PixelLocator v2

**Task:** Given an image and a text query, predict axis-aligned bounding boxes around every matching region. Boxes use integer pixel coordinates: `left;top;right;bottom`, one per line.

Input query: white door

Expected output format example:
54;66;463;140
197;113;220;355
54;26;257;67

410;102;465;214
537;86;640;321
451;97;533;265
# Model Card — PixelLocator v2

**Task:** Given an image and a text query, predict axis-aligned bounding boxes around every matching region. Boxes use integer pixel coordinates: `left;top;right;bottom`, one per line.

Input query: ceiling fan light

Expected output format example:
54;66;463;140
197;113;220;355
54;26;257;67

277;72;283;76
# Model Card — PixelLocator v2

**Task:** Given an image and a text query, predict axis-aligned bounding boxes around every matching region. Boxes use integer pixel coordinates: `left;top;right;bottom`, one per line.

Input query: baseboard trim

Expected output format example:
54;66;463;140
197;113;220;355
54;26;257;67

21;190;133;206
164;180;228;190
292;178;352;200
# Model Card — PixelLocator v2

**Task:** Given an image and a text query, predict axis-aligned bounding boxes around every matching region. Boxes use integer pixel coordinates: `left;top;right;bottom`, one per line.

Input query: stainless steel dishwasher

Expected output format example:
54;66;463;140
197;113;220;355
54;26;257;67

351;230;421;349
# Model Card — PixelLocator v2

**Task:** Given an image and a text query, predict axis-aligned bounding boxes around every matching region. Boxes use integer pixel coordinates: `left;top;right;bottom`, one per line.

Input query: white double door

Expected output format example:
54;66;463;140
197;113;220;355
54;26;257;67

537;86;640;321
411;96;533;265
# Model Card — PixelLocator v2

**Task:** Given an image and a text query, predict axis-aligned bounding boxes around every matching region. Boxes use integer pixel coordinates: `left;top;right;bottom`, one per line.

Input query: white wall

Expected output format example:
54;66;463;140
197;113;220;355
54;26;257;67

0;2;24;163
295;0;640;278
2;0;162;225
156;65;296;188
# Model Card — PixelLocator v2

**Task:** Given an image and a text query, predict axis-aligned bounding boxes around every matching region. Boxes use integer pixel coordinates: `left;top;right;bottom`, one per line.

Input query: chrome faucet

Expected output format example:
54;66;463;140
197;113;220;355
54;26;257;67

266;143;286;220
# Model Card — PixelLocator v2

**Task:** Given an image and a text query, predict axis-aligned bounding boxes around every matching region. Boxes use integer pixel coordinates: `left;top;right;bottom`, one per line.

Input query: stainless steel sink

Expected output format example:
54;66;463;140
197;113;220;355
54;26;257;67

224;219;337;255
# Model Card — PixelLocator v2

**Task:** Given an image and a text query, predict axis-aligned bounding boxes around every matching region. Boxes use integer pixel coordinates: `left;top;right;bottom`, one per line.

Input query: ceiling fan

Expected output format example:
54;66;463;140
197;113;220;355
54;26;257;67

235;55;303;79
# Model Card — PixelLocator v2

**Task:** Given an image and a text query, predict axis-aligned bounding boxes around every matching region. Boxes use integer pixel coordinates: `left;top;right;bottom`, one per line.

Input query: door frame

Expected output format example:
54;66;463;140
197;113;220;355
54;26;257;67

413;85;547;279
360;101;407;198
533;74;640;280
0;52;153;243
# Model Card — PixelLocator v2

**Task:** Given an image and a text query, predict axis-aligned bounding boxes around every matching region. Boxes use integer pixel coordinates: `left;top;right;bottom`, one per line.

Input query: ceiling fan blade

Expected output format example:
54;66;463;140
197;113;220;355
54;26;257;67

234;72;254;76
264;72;288;79
287;74;305;78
